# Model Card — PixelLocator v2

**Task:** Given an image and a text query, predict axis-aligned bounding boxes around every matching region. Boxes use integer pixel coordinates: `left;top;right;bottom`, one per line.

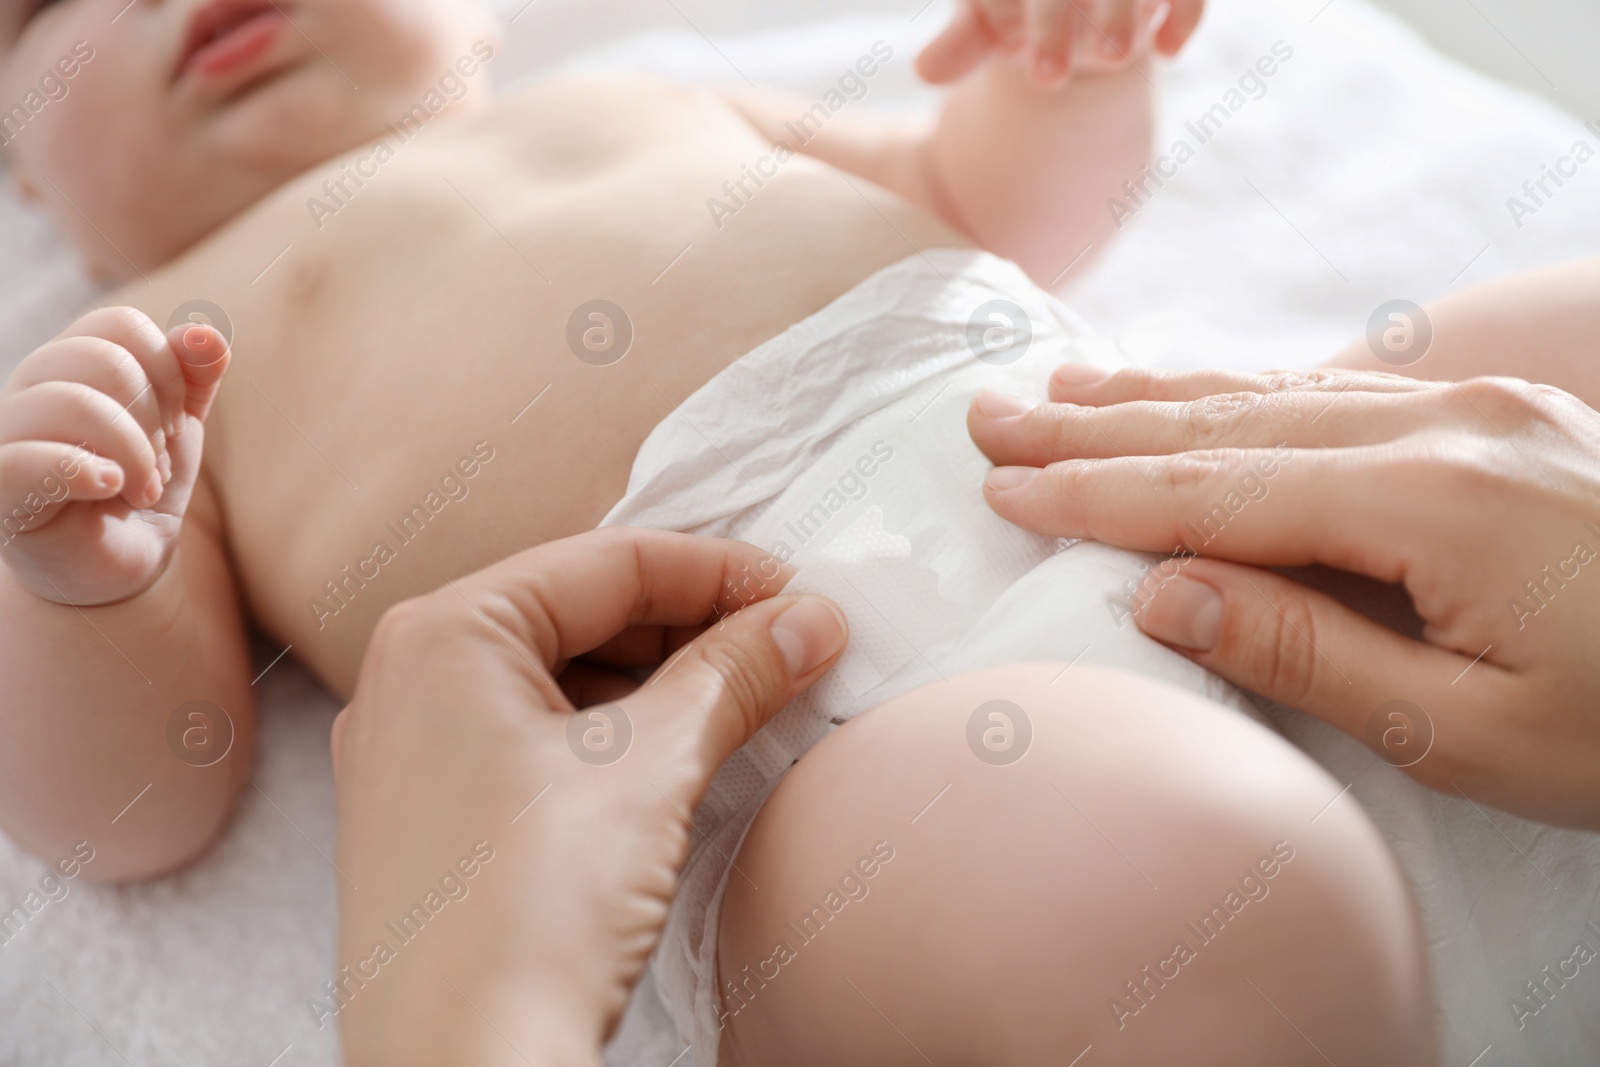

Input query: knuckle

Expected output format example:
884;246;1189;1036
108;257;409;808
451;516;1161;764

1242;591;1322;708
368;594;443;653
368;597;422;650
1043;406;1089;455
1181;392;1259;442
697;635;783;731
1111;367;1161;395
81;306;158;342
1258;370;1334;394
1450;376;1557;426
1405;435;1516;498
72;336;147;392
37;379;113;424
1046;458;1092;501
1158;449;1228;494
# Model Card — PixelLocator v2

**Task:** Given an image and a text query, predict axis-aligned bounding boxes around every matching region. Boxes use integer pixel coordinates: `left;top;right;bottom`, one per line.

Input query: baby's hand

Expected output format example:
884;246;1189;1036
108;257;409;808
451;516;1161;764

0;308;230;606
918;0;1205;87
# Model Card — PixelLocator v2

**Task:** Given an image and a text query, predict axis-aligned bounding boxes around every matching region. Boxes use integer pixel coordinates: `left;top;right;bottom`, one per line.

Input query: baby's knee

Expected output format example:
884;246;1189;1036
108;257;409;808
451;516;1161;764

717;664;1436;1066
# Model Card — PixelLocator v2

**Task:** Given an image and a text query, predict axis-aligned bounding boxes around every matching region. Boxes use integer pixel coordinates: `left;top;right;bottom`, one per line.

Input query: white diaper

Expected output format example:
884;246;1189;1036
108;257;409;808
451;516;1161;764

599;249;1254;1066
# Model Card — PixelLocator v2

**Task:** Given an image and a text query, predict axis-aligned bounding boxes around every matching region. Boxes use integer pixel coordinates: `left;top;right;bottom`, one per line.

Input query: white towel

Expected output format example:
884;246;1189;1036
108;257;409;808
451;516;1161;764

2;2;1598;1065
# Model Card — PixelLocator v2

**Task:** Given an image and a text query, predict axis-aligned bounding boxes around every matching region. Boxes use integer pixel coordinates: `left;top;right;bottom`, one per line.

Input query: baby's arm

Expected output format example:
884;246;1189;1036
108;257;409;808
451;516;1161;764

0;310;253;882
723;63;1152;287
721;1;1198;286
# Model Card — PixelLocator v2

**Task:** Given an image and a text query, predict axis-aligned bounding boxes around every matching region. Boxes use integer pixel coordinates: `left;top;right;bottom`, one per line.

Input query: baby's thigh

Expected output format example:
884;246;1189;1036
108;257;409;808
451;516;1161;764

717;664;1436;1067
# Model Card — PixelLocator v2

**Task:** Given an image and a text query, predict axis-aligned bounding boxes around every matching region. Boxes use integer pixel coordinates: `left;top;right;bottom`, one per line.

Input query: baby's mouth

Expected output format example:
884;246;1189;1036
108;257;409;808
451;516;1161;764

174;0;288;84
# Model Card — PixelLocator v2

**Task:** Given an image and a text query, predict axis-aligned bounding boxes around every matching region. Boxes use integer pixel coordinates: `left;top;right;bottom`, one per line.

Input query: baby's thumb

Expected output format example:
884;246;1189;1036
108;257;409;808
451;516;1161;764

165;323;232;426
1133;557;1462;741
629;595;848;773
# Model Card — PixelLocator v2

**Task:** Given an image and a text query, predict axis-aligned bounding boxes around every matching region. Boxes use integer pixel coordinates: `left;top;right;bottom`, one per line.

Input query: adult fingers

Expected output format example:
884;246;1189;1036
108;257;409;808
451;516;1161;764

576;622;709;671
1154;0;1205;54
1131;556;1507;791
1046;363;1431;406
969;385;1432;466
916;2;998;84
982;444;1421;579
559;660;644;708
624;593;849;777
449;528;794;671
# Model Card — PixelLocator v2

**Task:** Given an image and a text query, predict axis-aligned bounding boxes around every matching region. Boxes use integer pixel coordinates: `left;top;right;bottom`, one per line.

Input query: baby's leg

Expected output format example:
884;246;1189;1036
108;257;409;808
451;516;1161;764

1326;256;1600;408
721;63;1152;286
718;665;1435;1066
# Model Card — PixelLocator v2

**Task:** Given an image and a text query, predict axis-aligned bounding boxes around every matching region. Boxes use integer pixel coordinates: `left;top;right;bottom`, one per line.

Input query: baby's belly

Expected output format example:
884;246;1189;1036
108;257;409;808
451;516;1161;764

107;82;969;697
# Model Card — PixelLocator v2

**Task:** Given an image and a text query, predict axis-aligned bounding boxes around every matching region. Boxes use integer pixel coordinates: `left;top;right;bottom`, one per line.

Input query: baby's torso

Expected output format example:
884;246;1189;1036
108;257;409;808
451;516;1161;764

107;79;967;695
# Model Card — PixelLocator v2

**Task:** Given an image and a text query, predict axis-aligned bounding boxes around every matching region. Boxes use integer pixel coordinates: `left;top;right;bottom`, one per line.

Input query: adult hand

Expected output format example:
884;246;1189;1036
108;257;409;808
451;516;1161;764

968;366;1600;829
329;528;848;1067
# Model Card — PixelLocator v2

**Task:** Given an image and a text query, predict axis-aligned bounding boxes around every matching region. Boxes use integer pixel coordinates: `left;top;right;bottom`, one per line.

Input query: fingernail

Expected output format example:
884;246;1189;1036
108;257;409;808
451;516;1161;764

1139;576;1223;651
1052;363;1111;390
157;449;172;485
771;597;848;676
142;470;164;507
973;390;1033;418
985;466;1037;490
180;326;226;366
90;459;122;492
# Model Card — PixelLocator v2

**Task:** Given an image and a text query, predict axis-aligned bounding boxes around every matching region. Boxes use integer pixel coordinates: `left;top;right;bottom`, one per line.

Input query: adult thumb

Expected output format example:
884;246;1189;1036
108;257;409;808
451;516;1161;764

1132;557;1464;741
627;594;849;773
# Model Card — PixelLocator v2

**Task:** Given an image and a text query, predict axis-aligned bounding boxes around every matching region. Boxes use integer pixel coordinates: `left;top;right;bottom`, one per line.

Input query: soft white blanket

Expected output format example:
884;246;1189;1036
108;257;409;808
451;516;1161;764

2;1;1597;1064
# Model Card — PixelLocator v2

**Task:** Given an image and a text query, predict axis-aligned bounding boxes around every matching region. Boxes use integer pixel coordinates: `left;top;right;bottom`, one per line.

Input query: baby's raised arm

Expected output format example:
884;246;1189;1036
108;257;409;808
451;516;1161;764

0;309;253;882
722;0;1203;285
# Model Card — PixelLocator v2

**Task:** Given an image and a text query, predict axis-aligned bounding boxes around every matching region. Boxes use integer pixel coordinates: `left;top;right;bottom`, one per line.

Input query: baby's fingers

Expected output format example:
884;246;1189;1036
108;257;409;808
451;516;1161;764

0;383;163;510
164;324;231;429
1095;0;1140;60
7;335;166;442
1155;0;1204;54
1026;0;1077;83
917;2;998;84
975;0;1028;50
0;442;124;534
58;308;187;442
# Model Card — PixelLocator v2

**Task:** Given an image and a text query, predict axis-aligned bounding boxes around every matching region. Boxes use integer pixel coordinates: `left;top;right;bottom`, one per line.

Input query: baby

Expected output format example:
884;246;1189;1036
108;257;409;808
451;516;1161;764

0;1;1439;1064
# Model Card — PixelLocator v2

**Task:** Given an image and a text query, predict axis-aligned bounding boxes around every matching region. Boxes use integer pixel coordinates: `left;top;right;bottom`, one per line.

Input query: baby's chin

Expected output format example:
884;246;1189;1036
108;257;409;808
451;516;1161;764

195;60;379;173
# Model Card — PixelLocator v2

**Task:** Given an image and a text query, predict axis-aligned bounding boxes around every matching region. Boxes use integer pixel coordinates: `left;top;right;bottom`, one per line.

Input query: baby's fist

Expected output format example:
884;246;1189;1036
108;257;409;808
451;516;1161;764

0;307;231;606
